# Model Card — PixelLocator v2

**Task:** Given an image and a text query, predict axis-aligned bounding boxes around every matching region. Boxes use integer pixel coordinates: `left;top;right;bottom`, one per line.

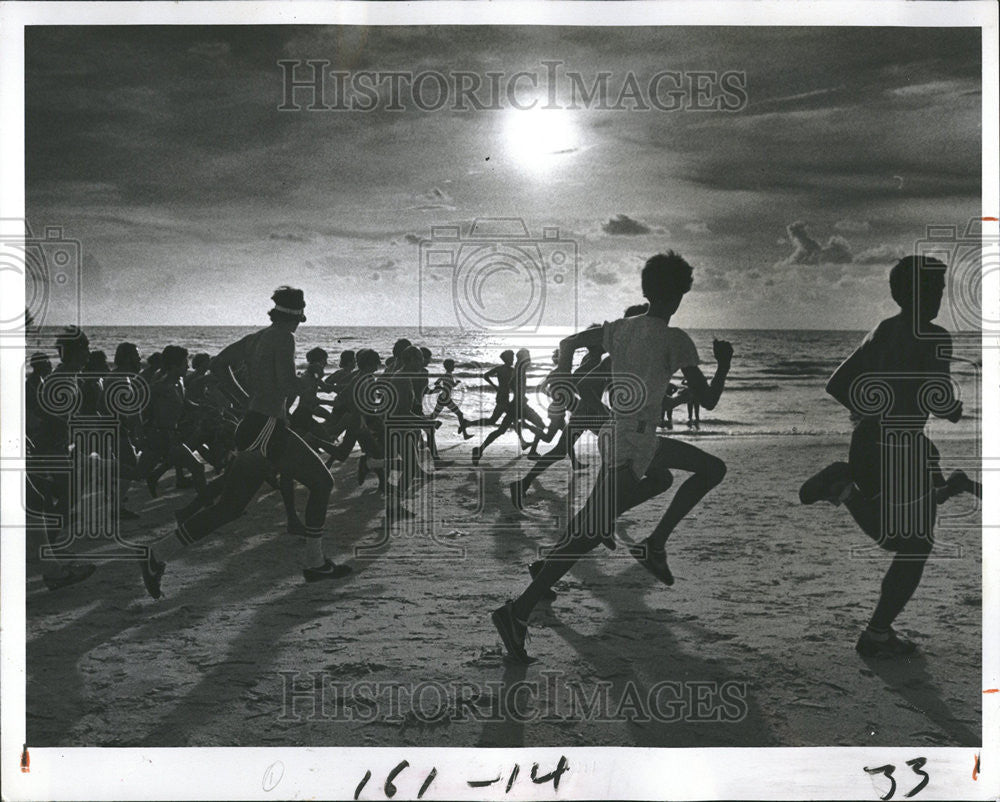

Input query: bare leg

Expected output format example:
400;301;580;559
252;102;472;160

477;413;513;455
644;437;726;550
447;401;472;437
466;401;504;428
513;466;638;619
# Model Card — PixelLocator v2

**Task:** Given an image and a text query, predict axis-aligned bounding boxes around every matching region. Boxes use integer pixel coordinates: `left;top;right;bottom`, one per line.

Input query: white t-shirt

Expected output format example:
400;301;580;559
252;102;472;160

599;315;700;475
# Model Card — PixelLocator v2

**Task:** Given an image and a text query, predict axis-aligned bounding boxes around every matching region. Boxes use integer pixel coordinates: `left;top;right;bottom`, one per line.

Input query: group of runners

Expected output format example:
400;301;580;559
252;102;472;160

24;251;981;662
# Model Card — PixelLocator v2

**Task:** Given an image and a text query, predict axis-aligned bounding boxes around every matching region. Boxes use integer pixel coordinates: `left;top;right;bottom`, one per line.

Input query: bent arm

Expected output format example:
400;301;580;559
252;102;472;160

825;347;868;414
557;326;605;374
680;362;728;411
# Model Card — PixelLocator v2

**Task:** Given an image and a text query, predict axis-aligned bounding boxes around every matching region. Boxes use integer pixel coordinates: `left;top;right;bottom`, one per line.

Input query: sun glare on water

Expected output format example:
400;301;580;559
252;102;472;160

503;107;581;172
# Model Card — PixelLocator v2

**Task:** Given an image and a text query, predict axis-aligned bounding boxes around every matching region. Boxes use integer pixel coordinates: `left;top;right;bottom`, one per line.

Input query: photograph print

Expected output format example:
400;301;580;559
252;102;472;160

9;10;992;790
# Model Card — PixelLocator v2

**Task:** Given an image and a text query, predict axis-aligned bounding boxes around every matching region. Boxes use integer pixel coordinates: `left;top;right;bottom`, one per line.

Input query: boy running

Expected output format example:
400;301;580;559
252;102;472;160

492;252;732;661
430;358;473;438
465;350;515;428
472;349;544;464
323;350;356;394
799;255;979;657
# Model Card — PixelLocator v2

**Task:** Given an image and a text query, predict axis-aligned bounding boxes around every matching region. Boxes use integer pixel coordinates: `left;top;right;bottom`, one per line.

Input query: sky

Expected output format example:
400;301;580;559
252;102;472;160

25;25;982;329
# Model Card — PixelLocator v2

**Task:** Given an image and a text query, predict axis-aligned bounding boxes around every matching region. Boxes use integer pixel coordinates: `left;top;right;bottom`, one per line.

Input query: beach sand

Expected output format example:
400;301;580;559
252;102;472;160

26;433;982;748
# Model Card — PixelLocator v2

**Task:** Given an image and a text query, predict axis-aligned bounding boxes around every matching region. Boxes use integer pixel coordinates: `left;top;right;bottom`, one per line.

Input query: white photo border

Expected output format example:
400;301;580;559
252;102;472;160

1;1;997;800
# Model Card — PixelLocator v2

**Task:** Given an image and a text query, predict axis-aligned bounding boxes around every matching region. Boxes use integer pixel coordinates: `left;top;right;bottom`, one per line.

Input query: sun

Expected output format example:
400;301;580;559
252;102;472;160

503;107;580;171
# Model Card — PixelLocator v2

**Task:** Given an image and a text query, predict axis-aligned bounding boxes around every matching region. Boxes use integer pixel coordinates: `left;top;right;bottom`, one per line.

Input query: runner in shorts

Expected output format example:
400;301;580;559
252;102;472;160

799;255;979;657
139;287;351;599
492;252;733;661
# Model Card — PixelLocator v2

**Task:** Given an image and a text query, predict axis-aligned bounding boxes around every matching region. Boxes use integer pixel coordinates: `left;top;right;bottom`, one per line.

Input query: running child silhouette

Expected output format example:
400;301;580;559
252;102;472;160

492;251;733;661
430;358;473;438
799;255;980;657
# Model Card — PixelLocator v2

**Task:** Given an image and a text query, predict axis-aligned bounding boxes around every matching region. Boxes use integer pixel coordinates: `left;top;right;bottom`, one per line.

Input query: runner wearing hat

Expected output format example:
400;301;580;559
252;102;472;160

139;286;351;599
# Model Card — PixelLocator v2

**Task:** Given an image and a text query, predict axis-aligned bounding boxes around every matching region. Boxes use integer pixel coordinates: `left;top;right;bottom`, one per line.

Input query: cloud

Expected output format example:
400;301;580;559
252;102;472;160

750;85;847;113
834;219;871;233
853;243;906;264
411;186;454;211
683;221;711;235
780;221;853;265
583;261;621;286
269;231;312;243
773;221;906;278
30;180;121;203
691;267;730;293
601;215;650;236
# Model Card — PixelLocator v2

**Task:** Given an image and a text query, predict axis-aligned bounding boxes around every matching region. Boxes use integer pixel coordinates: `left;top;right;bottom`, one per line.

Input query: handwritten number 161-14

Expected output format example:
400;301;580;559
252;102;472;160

864;758;930;800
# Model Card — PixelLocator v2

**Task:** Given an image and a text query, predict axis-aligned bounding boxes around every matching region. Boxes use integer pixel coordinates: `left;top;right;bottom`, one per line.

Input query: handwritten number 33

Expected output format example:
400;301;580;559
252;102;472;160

864;758;930;800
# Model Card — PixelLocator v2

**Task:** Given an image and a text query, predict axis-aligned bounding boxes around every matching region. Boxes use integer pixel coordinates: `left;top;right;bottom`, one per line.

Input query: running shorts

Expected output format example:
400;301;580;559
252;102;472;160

234;411;288;463
849;419;937;551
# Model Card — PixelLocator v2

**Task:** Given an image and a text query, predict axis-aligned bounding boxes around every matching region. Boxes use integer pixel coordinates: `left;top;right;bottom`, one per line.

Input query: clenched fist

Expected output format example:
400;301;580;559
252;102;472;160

712;339;733;367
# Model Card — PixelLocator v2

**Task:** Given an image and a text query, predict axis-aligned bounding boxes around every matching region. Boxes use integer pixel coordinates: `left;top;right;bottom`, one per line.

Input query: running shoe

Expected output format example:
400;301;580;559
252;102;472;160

630;538;674;586
302;559;352;582
491;600;530;662
44;562;96;591
140;551;166;599
856;628;917;658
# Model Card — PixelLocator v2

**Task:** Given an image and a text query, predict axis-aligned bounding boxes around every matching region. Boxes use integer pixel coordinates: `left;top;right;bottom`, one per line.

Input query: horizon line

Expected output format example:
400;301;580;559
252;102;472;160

65;323;872;333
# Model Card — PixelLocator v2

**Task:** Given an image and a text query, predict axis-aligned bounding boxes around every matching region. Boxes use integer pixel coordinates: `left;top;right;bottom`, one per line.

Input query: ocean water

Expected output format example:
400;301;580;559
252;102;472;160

32;325;981;442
